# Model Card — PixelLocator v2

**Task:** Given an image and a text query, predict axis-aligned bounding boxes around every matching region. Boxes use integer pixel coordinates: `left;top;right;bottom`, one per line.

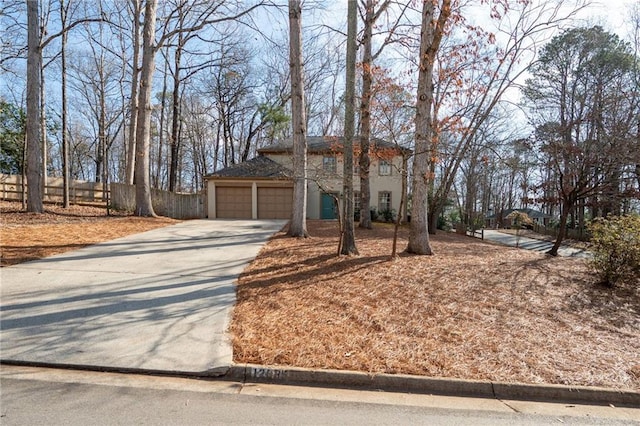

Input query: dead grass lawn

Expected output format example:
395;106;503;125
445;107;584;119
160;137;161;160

1;201;179;266
232;220;640;390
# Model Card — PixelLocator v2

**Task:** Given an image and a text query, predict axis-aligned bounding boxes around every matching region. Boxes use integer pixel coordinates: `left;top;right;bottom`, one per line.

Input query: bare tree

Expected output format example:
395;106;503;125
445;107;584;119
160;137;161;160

133;0;158;216
288;0;308;237
340;0;359;255
357;0;381;229
407;0;450;255
357;0;409;229
132;1;267;215
125;0;142;185
26;0;43;212
21;0;103;212
59;0;70;207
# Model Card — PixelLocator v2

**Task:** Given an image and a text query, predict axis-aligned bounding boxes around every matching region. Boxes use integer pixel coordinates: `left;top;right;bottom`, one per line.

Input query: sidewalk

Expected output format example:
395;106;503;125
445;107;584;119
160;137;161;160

0;219;285;375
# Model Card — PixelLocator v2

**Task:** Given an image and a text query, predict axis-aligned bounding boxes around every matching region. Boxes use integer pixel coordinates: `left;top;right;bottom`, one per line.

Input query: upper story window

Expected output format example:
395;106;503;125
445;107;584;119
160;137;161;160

378;159;392;176
323;156;337;173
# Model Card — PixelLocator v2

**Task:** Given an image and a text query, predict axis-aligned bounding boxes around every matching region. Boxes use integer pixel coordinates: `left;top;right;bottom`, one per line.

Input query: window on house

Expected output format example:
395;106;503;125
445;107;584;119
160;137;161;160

354;191;361;213
378;191;392;212
378;159;391;176
323;156;337;173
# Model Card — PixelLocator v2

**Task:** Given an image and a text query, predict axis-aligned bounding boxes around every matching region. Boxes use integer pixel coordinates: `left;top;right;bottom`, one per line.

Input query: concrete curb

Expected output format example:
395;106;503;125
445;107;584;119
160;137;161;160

226;363;640;408
4;359;638;408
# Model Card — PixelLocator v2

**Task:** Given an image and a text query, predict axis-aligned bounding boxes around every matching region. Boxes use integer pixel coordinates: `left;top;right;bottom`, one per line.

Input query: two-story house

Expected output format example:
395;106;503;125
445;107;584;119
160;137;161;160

205;136;409;220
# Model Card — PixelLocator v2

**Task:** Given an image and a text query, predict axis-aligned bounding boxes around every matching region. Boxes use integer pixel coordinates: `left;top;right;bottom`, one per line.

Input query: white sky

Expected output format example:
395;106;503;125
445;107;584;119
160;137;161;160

581;0;632;30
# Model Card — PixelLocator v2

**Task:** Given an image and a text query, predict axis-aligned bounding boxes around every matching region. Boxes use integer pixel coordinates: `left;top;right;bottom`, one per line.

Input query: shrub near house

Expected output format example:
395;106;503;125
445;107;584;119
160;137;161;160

588;215;640;287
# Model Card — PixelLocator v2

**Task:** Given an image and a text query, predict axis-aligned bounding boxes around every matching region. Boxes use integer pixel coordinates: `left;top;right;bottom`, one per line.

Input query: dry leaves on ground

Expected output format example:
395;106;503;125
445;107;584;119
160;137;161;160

232;220;640;391
3;202;637;390
0;201;179;266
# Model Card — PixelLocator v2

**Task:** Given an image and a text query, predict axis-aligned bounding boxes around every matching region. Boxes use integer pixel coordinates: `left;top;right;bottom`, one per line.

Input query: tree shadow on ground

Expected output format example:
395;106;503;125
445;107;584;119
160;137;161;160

238;252;390;297
567;280;640;332
508;257;639;331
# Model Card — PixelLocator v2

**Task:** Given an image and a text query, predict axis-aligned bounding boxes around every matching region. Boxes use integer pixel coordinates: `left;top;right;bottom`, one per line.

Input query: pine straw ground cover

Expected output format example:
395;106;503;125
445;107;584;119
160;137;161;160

1;201;178;266
232;220;640;391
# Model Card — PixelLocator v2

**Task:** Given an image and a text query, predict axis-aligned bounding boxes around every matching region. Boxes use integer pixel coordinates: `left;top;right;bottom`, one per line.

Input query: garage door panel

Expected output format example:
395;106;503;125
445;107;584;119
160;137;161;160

258;187;292;219
216;186;252;219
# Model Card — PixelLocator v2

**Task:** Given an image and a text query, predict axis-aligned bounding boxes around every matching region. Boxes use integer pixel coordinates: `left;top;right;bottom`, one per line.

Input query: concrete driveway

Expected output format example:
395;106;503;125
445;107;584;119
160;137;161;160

483;230;591;258
0;219;286;375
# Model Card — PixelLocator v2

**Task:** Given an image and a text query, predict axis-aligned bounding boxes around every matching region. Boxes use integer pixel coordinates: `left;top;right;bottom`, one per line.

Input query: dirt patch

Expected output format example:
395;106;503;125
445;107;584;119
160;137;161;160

1;201;179;266
232;220;640;390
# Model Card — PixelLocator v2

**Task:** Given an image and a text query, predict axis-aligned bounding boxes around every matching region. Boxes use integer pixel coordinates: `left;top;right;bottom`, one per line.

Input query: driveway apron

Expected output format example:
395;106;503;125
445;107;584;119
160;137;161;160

0;219;285;375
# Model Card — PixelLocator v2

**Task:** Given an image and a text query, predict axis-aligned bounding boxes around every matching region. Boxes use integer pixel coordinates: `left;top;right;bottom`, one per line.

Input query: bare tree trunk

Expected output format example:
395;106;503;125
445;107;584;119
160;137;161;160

169;9;185;193
22;133;27;209
134;0;157;217
391;155;408;258
125;0;141;185
548;199;571;256
340;0;359;255
100;68;108;196
288;0;308;237
26;0;43;213
40;57;47;199
60;0;70;208
407;0;450;255
96;51;106;186
156;54;169;189
358;0;374;230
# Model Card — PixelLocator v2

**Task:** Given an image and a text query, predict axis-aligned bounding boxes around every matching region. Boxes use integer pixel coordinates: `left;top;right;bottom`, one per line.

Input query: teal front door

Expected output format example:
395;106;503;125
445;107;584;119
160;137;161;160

321;193;337;219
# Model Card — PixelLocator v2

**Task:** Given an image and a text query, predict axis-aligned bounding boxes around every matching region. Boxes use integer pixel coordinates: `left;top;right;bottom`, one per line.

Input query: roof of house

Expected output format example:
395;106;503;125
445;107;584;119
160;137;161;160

204;156;292;180
258;136;412;155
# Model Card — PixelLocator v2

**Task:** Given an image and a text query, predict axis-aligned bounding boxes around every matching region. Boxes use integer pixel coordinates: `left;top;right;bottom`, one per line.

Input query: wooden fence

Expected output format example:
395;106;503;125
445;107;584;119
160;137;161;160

466;228;484;239
110;183;206;219
0;174;107;204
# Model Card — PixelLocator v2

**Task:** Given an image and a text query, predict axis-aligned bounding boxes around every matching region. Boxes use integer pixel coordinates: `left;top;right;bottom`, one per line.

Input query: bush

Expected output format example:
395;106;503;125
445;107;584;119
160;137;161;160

438;215;452;231
588;215;640;287
378;208;396;223
506;210;533;230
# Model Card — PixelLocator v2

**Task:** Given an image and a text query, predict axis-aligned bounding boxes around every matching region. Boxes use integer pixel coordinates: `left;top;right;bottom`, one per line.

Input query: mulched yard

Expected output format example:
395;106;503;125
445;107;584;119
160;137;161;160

0;201;178;266
232;220;640;391
2;202;638;390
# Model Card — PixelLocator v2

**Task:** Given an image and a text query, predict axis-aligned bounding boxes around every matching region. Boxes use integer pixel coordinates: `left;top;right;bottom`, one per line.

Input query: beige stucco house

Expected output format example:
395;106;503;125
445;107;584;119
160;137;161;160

205;136;409;220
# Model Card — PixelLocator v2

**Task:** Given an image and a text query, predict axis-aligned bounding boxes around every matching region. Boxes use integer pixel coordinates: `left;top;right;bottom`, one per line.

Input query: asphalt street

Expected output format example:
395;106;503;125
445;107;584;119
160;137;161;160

482;229;591;258
2;366;638;425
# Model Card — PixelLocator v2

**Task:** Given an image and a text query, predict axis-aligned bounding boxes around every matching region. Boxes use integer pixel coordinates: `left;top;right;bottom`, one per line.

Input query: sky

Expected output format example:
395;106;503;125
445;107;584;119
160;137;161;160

583;0;632;30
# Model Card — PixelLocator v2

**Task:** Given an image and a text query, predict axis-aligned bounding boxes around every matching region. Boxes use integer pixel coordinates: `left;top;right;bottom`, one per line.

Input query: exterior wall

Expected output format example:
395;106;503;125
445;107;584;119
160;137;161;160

263;152;405;220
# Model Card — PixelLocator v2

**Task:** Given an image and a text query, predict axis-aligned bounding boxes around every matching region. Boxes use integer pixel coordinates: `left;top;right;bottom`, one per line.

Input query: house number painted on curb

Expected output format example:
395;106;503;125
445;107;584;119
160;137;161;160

250;368;283;380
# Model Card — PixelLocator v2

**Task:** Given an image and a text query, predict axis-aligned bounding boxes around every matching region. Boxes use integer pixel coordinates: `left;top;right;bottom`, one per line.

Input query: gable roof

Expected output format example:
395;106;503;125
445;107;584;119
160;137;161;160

205;156;292;180
258;136;411;155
